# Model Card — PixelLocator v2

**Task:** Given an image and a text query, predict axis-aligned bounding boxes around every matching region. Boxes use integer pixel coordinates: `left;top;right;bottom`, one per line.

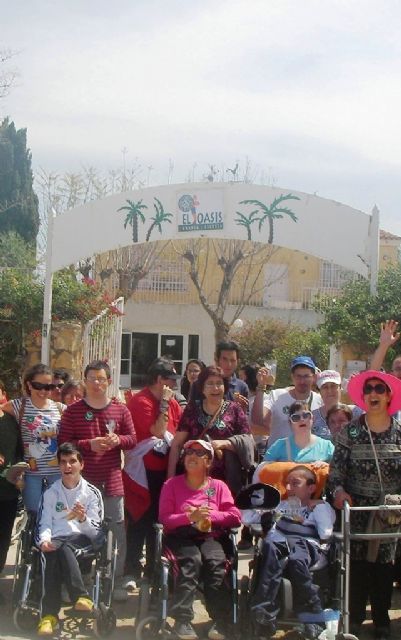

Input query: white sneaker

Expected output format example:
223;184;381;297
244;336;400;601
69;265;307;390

121;575;137;591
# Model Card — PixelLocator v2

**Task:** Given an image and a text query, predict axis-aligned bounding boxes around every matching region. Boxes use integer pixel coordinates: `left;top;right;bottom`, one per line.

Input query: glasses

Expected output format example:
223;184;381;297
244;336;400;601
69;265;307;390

363;383;388;395
290;411;312;422
86;377;108;383
53;382;64;389
204;382;224;388
293;373;314;380
187;368;201;375
184;448;208;457
30;381;57;391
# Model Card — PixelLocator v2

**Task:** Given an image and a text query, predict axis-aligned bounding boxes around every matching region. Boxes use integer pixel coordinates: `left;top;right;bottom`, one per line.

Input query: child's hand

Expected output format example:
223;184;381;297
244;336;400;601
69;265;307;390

40;540;57;552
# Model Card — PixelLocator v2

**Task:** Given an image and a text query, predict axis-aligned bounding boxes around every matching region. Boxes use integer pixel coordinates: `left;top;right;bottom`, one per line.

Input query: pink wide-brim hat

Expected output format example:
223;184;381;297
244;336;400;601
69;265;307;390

347;369;401;414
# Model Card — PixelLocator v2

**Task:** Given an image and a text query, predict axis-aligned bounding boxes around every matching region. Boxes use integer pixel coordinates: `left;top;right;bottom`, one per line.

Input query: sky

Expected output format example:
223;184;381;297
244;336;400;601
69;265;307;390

2;0;401;236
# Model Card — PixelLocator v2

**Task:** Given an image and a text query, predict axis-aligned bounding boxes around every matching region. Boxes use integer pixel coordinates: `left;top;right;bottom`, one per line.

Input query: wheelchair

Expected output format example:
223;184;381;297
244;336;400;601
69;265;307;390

12;509;118;638
135;524;240;640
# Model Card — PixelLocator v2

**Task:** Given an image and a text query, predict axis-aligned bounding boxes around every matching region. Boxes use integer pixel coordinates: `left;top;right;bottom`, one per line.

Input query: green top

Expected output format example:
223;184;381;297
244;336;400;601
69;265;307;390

0;411;22;501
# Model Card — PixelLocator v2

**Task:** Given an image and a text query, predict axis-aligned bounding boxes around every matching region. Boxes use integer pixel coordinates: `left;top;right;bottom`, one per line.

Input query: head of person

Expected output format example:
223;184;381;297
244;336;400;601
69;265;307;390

290;356;317;395
215;340;240;379
195;365;229;402
184;359;204;383
57;442;84;485
347;369;401;416
0;379;7;404
51;368;72;401
285;465;317;502
391;356;401;380
147;357;179;391
23;363;53;398
288;400;313;435
84;360;111;397
182;439;214;477
316;370;342;408
61;379;85;405
238;364;259;393
326;403;352;437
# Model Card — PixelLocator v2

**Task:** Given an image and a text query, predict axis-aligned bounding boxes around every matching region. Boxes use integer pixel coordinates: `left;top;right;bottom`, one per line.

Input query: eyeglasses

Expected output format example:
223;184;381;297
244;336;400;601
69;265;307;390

184;448;208;457
53;382;64;389
363;383;388;395
293;374;314;380
86;377;108;383
290;411;312;422
204;382;224;388
187;369;201;375
30;381;57;391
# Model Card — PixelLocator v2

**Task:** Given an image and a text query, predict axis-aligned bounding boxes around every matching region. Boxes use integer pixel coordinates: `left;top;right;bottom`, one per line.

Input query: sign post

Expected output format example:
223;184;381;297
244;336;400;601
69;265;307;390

41;207;56;365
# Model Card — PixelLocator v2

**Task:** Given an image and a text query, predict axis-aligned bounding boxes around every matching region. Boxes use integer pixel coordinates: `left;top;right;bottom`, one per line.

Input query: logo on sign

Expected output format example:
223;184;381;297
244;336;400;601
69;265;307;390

177;194;223;232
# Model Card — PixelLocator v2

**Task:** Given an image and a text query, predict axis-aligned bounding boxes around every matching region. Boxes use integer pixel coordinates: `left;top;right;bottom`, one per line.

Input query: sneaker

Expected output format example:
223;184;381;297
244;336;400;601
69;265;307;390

173;621;198;640
112;586;129;602
37;615;59;636
121;575;138;591
74;596;94;612
208;621;226;640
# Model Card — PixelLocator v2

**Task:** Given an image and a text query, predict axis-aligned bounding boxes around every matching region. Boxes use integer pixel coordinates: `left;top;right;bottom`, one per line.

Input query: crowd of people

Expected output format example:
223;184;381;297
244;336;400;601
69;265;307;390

1;324;401;639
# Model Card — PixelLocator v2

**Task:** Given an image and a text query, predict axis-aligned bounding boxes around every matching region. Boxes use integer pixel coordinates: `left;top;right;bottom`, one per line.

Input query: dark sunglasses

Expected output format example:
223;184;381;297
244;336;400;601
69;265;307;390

184;448;208;457
363;383;388;395
290;411;312;422
30;381;57;391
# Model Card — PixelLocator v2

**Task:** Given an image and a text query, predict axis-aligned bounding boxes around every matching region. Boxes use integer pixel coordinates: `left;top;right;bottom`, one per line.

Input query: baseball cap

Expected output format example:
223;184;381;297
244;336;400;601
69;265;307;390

316;370;341;389
290;356;316;372
148;358;180;380
183;439;214;458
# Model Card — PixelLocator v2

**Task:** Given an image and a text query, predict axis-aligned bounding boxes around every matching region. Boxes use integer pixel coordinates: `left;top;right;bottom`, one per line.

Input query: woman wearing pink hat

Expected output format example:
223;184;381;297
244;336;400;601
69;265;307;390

328;370;401;640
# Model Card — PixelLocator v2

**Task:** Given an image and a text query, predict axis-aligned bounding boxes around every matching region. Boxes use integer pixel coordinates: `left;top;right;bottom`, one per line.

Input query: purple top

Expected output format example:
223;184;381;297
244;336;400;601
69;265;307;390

177;400;250;480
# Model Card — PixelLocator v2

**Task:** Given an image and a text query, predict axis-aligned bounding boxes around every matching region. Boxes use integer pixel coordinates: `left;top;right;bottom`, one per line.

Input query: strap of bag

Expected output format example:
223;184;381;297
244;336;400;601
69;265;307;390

198;400;228;440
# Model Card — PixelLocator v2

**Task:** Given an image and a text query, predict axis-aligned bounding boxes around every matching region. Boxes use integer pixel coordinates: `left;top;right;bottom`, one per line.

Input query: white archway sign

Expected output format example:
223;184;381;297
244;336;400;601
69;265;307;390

42;182;380;362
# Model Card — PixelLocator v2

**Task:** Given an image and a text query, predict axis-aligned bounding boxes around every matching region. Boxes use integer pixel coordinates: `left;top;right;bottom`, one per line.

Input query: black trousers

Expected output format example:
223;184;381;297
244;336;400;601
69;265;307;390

124;469;166;578
251;537;322;626
350;560;394;628
0;497;18;573
41;534;91;616
164;532;230;624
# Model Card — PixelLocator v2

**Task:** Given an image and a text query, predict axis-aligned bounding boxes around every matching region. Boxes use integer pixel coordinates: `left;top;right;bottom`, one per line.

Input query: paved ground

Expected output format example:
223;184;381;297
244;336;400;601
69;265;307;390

1;539;401;639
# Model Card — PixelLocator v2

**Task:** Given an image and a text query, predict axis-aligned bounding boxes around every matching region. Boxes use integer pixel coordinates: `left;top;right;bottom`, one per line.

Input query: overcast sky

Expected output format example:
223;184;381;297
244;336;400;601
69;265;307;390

2;0;401;235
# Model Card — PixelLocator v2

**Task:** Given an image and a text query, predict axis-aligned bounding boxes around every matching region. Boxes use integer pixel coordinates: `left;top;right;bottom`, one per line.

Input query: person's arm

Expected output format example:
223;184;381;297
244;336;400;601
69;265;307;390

37;489;55;547
158;478;192;529
312;502;336;540
251;369;274;434
167;430;188;478
150;385;175;438
370;320;400;371
78;487;104;539
58;406;109;453
262;439;284;462
110;405;136;450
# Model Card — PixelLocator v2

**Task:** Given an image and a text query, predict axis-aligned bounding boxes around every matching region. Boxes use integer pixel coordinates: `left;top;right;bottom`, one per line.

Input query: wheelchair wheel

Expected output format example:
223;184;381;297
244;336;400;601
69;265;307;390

93;607;117;638
136;578;151;624
13;605;39;632
135;615;163;640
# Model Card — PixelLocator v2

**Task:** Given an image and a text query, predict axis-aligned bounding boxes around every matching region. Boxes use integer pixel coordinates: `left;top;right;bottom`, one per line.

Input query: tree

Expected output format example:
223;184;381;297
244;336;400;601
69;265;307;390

233;318;329;387
118;198;147;243
174;237;276;342
0;118;39;245
0;231;36;270
314;263;401;363
0;48;18;99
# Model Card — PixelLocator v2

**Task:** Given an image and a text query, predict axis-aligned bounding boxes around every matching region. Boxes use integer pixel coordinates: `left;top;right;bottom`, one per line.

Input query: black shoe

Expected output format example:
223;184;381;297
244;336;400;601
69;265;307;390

173;621;198;640
374;626;391;640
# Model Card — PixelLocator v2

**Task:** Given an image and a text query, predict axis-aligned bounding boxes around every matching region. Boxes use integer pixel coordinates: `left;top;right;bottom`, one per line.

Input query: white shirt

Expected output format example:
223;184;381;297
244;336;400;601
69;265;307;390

265;388;322;448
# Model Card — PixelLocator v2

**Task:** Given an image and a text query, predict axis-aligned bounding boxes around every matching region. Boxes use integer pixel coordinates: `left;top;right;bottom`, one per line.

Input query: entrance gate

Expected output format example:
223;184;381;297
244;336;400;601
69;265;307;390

83;297;124;398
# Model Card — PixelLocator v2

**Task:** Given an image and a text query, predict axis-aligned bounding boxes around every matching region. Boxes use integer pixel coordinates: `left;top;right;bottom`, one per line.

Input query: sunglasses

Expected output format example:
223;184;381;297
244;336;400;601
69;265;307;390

363;383;388;395
184;448;209;457
30;381;57;391
290;411;312;422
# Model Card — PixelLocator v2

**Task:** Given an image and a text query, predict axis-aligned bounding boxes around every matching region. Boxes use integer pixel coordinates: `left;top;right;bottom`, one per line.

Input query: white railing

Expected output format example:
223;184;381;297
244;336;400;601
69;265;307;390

83;297;124;398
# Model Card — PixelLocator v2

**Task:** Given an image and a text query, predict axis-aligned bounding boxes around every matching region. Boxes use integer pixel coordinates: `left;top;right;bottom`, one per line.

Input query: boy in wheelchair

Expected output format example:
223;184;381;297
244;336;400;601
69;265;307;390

239;466;335;638
35;442;104;636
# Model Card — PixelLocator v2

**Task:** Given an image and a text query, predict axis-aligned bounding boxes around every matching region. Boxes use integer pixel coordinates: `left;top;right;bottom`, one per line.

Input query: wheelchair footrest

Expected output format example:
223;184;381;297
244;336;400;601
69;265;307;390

297;609;340;624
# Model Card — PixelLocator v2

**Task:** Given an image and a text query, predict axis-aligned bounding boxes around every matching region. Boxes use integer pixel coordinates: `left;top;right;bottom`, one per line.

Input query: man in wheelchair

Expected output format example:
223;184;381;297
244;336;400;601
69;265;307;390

35;442;103;636
158;439;241;640
241;466;335;637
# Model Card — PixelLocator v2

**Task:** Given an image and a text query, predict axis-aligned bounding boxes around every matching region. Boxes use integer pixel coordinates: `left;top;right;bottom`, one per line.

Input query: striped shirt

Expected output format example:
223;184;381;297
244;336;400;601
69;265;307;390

58;398;136;496
12;398;64;476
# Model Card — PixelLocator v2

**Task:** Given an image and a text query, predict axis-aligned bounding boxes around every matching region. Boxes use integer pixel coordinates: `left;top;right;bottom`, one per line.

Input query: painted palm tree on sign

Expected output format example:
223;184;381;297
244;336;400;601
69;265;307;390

239;193;300;244
146;197;173;242
235;209;260;240
118;199;147;243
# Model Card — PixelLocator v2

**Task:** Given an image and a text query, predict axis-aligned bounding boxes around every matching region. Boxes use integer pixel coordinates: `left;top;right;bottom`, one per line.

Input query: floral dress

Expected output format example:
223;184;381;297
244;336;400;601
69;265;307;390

328;415;401;562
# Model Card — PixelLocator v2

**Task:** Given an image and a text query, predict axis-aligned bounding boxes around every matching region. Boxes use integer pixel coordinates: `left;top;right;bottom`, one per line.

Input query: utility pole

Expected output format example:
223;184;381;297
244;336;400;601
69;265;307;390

41;207;56;364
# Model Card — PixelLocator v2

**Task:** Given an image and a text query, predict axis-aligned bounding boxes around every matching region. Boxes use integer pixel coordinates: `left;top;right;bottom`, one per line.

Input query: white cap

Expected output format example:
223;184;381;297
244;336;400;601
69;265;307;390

316;369;341;389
